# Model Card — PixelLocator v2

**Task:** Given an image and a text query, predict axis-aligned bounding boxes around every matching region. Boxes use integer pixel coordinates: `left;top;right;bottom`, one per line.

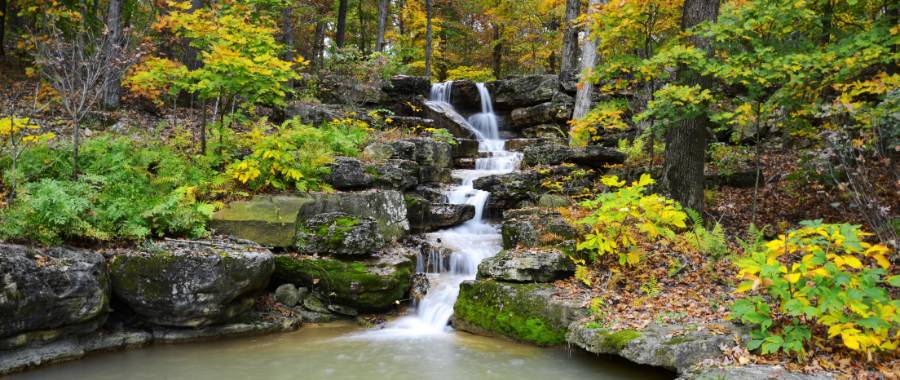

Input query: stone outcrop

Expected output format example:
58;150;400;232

295;212;385;256
522;144;626;168
501;208;578;250
405;194;476;233
486;75;560;109
325;157;374;190
284;102;349;125
382;75;431;102
473;171;542;211
0;245;109;350
423;101;478;140
452;279;587;346
295;190;409;243
477;248;574;283
108;239;274;327
273;246;416;311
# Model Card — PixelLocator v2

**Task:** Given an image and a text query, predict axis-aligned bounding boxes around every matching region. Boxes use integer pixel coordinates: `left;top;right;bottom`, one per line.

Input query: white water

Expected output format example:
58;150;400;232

361;81;521;338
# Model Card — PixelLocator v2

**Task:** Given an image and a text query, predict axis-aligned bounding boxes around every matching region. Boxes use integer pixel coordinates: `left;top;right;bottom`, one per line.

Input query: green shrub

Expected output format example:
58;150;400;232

0;179;100;244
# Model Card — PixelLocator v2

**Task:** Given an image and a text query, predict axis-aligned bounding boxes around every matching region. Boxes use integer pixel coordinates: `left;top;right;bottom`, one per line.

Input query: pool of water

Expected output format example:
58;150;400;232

9;323;673;380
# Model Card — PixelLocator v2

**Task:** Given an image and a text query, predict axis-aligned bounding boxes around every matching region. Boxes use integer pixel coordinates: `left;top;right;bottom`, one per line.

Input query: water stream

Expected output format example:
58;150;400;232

364;81;521;337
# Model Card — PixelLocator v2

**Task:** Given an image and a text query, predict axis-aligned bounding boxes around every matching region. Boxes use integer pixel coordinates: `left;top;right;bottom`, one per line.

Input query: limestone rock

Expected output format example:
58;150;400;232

109;239;274;327
371;159;420;191
423;101;478;140
295;212;385;256
501;208;578;249
284;102;348;126
473;171;543;212
477;248;575;282
382;75;431;100
487;75;561;109
325;157;373;190
274;284;301;307
522;144;626;168
295;190;410;243
0;244;109;348
405;194;476;233
211;195;314;248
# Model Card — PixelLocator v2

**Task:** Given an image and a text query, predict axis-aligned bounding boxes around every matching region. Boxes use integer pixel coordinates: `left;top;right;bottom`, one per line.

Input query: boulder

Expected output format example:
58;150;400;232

423;101;478;139
537;194;572;208
295;212;385;256
487;75;561;109
390;138;454;169
410;273;430;303
452;279;587;346
274;284;302;307
382;75;431;100
501;208;578;249
295;190;410;243
108;239;274;327
448;79;482;112
0;245;109;348
509;95;572;128
521;124;568;143
317;75;382;106
371;159;420;191
325;157;373;190
211;195;314;248
405;194;476;233
522;144;626;168
454;139;481;159
284;102;348;125
473;171;542;211
567;322;747;374
477;248;575;283
273;246;416;311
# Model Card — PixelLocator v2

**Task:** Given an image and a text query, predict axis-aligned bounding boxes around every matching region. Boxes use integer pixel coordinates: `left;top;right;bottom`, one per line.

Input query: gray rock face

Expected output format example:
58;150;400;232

405;194;476;233
295;190;410;243
325;157;373;190
371;159;420;191
108;239;274;327
501;208;578;250
448;79;482;112
388;138;454;169
521;124;568;143
473;171;542;211
567;322;745;374
274;284;301;307
284;102;348;125
487;75;561;109
509;97;572;128
423;101;478;139
454;139;480;158
295;212;385;256
522;144;626;168
477;248;574;282
211;195;315;248
382;75;431;100
0;245;109;348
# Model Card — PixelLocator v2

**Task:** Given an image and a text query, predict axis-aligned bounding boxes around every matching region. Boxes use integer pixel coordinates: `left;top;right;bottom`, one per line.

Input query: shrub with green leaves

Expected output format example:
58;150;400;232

731;221;898;358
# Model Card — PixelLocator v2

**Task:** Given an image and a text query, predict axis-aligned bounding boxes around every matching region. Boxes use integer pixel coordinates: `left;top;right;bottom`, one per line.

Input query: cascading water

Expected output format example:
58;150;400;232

363;81;521;337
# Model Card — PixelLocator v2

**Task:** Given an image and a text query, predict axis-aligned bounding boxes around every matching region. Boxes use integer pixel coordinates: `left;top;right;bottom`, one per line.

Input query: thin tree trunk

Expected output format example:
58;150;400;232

0;0;7;57
572;0;604;121
281;4;294;62
491;23;502;78
102;0;123;109
182;0;204;69
424;0;433;79
375;0;389;52
200;99;207;155
559;0;580;74
662;0;720;213
313;20;326;71
336;0;349;48
358;0;368;54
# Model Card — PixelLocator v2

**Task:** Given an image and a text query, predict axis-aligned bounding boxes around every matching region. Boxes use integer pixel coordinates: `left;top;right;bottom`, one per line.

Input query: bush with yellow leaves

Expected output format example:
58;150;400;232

731;221;898;359
575;174;688;267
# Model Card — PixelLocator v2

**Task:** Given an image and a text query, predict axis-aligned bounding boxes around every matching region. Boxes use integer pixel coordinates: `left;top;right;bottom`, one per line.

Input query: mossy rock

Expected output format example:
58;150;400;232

273;247;415;311
210;195;314;247
295;212;385;256
452;279;585;346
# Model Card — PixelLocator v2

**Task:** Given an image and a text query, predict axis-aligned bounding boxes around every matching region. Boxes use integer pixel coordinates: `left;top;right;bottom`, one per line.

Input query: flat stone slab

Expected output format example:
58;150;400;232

211;195;314;247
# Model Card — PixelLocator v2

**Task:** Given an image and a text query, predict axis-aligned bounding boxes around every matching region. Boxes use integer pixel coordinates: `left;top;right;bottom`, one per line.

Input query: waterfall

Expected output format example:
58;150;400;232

364;81;521;337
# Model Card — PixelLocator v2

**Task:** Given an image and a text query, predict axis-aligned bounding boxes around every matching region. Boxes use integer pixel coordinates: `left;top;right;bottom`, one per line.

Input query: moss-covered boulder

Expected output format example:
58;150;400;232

405;194;476;233
452;280;586;346
501;208;578;250
273;246;416;311
109;239;274;327
210;195;314;247
296;190;409;243
477;248;574;283
295;212;385;256
0;244;109;349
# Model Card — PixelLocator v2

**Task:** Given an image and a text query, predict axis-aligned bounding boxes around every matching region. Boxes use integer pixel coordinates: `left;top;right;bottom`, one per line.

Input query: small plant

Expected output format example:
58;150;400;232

445;66;496;82
569;100;629;148
421;127;457;145
708;143;753;176
684;209;729;260
731;221;898;359
640;276;661;296
576;174;688;267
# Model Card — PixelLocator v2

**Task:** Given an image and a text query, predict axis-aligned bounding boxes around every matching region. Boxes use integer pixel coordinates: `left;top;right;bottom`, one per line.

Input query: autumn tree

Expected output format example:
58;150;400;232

559;0;580;74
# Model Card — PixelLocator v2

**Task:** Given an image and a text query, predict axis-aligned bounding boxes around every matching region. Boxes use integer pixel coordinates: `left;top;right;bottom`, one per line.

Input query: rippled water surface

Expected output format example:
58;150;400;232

10;324;673;380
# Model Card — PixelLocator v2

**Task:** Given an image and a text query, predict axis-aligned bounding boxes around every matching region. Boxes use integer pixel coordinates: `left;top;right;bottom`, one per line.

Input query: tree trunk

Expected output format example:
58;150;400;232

313;20;326;71
281;4;294;62
182;0;204;69
572;0;604;120
424;0;433;79
375;0;389;52
662;0;720;213
0;0;7;57
491;23;502;79
559;0;580;74
336;0;349;48
102;0;123;109
358;0;368;54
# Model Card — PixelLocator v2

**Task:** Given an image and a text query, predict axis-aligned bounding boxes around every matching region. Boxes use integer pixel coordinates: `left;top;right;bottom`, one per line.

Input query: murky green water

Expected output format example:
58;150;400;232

9;323;673;380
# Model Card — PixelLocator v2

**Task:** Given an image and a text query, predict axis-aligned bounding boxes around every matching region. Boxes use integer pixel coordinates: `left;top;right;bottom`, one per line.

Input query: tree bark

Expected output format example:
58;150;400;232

102;0;123;109
375;0;389;52
559;0;580;74
280;3;294;62
336;0;349;48
0;0;7;57
662;0;720;213
572;0;604;120
313;20;326;70
182;0;204;69
424;0;433;78
358;0;368;54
